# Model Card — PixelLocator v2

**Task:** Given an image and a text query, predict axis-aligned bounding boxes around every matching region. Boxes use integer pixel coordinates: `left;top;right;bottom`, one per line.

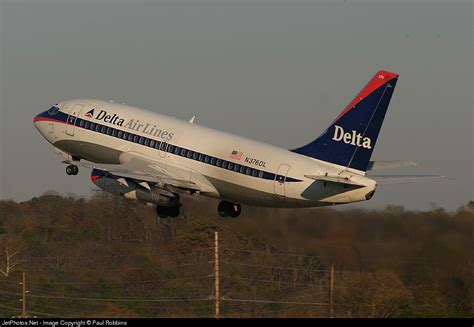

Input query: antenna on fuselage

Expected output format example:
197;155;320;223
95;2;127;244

189;115;196;124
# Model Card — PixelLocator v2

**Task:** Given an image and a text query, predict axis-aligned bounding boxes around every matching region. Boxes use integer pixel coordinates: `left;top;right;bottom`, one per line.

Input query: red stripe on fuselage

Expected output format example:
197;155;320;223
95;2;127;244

33;116;66;124
333;70;398;122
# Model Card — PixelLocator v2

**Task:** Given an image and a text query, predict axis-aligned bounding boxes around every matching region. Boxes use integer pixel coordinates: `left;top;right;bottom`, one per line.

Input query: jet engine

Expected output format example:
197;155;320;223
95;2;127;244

90;169;178;207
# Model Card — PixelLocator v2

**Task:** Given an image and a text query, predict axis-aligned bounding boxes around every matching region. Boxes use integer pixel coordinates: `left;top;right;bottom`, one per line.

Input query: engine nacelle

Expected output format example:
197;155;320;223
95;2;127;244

123;189;172;206
91;169;176;206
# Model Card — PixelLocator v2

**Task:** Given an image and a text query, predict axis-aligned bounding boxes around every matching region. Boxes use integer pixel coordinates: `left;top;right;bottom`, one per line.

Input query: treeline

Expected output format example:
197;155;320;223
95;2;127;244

0;191;472;318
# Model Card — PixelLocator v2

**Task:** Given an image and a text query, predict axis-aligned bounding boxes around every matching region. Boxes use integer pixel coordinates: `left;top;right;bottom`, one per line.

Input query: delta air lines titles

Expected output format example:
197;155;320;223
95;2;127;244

87;109;174;141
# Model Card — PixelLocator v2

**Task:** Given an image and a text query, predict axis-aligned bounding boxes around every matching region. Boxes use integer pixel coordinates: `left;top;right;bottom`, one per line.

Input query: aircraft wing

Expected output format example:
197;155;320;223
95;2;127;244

63;151;203;192
367;160;419;171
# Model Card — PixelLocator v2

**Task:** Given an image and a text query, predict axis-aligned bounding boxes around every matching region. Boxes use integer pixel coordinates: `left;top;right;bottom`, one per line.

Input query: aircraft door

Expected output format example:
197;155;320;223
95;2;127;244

159;142;168;158
66;104;84;136
274;164;291;197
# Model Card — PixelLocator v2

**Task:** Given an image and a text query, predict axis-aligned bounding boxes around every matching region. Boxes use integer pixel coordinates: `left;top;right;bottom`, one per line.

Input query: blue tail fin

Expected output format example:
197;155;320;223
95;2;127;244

292;70;399;172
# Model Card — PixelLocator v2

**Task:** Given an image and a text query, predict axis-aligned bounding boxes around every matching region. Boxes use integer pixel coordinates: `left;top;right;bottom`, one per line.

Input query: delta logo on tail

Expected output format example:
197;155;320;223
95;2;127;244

332;125;372;149
84;109;95;118
292;70;398;171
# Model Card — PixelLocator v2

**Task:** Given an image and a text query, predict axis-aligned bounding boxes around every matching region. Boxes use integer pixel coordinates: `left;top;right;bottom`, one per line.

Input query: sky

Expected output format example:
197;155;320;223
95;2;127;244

0;0;472;211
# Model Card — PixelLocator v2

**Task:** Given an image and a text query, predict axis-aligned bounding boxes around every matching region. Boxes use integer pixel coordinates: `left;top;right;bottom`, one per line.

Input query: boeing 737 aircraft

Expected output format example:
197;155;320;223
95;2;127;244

34;70;425;218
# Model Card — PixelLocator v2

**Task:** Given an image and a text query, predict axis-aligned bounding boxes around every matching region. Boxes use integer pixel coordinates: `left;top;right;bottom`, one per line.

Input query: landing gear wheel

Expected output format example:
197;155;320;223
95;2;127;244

167;206;180;218
229;203;241;218
156;206;168;218
66;165;79;176
218;201;230;217
218;201;241;218
156;205;180;218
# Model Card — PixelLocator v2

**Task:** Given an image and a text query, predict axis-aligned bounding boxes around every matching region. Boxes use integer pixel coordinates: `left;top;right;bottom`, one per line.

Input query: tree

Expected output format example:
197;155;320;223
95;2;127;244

0;238;26;278
335;271;413;318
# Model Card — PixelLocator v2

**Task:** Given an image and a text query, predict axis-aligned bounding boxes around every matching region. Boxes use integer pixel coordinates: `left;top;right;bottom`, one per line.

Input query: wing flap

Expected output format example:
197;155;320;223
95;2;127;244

64;151;203;192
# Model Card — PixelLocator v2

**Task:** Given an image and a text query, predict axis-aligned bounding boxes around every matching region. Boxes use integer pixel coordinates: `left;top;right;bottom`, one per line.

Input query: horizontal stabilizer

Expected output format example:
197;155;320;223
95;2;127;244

370;174;447;185
304;174;365;187
367;160;419;171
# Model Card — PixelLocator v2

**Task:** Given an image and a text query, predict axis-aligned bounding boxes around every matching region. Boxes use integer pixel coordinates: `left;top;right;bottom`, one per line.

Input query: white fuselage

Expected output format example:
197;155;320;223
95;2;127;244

34;99;377;207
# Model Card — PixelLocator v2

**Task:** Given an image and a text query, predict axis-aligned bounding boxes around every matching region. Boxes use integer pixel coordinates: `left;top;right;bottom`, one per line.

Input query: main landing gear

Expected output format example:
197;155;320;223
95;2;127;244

218;201;241;218
156;205;180;219
66;164;79;176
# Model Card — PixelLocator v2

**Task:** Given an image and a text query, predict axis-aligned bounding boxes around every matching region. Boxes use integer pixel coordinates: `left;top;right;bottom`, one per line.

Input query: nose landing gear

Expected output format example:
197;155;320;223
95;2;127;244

218;201;241;218
66;164;79;176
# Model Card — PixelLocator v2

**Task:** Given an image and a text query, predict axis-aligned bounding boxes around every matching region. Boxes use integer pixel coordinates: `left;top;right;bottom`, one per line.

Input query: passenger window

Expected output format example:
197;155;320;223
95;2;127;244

259;171;264;178
240;166;246;174
216;159;222;167
204;156;210;163
187;151;193;158
174;147;180;155
79;120;85;127
181;148;187;157
246;167;251;175
122;132;128;140
160;142;167;151
95;124;101;132
234;164;240;172
155;141;161;149
149;140;155;148
133;135;139;143
193;152;199;160
252;169;258;177
210;157;216;165
198;154;204;162
139;136;144;144
167;145;174;153
107;127;112;135
117;130;122;138
112;129;118;137
144;138;150;146
100;126;106;134
221;161;228;169
85;121;90;129
228;162;234;170
128;134;134;141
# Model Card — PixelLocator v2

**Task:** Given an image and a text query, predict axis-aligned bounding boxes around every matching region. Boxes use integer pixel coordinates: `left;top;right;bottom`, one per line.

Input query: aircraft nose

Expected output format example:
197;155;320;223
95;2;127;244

33;109;48;126
34;104;59;128
34;104;61;142
33;112;41;125
33;111;47;136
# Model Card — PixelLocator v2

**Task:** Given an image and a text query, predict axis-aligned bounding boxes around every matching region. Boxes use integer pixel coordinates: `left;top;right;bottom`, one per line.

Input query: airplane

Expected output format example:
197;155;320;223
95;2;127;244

33;70;430;218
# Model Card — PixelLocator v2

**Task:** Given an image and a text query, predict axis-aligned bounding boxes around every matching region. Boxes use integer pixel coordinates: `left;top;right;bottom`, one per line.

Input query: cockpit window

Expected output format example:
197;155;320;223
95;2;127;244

47;105;60;115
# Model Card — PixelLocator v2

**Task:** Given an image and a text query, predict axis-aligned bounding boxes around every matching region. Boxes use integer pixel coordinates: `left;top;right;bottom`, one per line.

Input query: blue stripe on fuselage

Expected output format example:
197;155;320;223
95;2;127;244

40;109;302;183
